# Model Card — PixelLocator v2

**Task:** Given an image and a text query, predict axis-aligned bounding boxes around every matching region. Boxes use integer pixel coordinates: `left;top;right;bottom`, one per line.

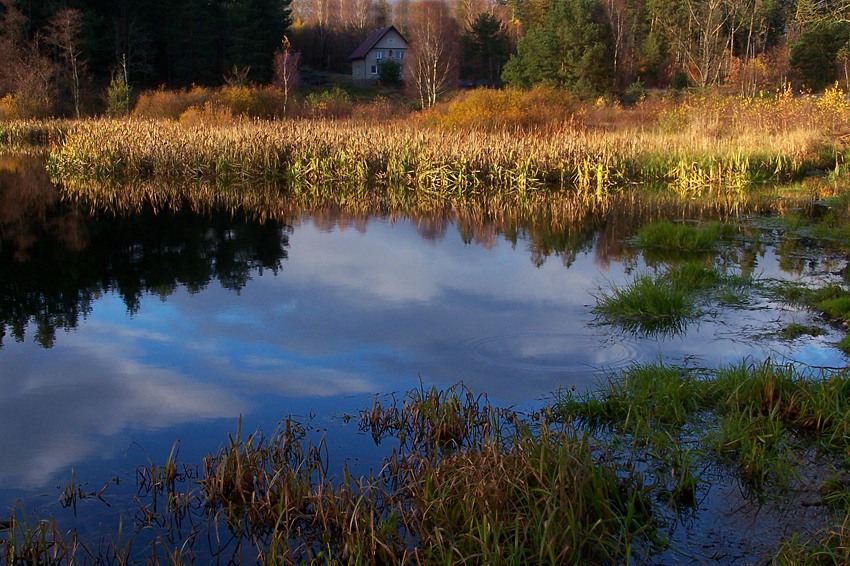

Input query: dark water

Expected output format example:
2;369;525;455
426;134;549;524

0;154;846;525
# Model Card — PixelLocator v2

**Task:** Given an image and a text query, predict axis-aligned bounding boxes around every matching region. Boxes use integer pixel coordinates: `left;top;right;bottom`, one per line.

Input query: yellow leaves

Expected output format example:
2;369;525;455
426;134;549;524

817;82;850;113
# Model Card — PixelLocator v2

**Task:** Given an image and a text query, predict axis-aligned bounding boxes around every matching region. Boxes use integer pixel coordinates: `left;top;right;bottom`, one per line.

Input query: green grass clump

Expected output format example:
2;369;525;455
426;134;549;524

557;359;850;497
708;401;792;491
559;362;709;434
594;274;694;335
709;360;850;463
593;262;734;336
557;360;850;559
816;296;850;320
634;220;733;252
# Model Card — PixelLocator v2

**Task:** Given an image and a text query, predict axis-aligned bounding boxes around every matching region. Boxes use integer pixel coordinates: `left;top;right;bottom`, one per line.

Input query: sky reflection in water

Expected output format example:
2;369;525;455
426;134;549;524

0;211;845;503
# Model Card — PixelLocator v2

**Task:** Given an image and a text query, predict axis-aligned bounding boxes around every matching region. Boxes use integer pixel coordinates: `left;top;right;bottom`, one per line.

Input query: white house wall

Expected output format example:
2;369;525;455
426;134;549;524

352;60;366;82
351;29;409;83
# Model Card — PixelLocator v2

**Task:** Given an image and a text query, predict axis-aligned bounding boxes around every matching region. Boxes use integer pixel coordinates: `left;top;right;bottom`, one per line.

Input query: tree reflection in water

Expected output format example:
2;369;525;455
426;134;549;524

1;152;820;349
0;155;290;348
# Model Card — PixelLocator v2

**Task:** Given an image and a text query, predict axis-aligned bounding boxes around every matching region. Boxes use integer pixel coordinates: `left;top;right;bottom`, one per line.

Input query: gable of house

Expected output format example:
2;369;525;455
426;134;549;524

349;25;409;83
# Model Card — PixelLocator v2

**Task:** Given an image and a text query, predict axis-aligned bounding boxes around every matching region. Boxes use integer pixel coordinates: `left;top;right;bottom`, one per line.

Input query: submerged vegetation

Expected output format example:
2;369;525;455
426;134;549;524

2;364;849;563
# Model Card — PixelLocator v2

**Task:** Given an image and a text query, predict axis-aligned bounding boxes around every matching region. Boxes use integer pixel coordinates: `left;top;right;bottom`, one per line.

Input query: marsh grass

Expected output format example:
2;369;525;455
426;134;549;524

770;282;850;350
593;262;728;336
558;359;850;473
596;215;774;335
0;88;846;208
40;87;849;204
406;424;659;564
556;360;850;555
634;220;735;252
0;119;68;149
557;363;708;435
775;514;850;564
3;365;848;563
1;384;663;564
779;323;827;340
0;502;91;563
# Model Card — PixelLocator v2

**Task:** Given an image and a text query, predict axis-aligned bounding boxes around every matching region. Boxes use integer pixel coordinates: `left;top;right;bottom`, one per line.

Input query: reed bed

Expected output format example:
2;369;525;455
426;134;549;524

0;119;69;149
45;99;833;205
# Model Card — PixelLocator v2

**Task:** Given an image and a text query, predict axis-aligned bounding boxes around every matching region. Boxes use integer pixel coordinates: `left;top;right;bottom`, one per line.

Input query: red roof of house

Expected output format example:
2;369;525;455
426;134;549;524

348;25;407;60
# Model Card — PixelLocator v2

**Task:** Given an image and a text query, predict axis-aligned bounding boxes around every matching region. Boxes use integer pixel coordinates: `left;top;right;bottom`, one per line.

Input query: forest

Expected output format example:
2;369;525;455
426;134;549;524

0;0;849;117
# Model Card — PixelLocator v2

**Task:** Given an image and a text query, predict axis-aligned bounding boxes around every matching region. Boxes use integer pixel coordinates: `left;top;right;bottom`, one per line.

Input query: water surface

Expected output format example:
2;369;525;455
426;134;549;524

0;155;845;519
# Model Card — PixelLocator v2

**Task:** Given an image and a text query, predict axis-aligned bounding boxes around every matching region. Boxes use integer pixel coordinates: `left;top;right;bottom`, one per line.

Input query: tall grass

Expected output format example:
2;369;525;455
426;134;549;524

0;119;69;149
42;87;847;204
634;220;735;252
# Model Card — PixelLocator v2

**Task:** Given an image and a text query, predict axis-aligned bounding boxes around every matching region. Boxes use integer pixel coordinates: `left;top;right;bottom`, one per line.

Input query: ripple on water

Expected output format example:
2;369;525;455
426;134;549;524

467;331;638;375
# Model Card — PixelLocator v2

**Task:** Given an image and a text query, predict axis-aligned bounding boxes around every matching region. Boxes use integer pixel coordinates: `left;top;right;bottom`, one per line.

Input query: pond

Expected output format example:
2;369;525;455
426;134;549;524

1;153;847;556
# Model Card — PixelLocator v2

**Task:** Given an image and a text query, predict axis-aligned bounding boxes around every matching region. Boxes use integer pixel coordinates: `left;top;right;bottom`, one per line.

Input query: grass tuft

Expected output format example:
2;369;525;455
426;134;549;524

634;220;734;252
593;273;695;336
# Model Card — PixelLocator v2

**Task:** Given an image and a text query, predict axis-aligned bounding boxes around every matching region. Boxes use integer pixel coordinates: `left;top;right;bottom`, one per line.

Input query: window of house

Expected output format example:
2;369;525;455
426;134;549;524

389;38;394;44
370;65;378;74
375;50;384;59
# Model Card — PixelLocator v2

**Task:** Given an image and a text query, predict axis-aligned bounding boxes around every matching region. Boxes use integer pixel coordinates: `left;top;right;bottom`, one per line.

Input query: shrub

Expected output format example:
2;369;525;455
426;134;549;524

178;102;238;127
133;86;211;119
252;86;289;118
0;95;17;120
0;93;52;119
432;86;576;131
351;96;409;122
133;86;289;120
379;59;402;85
211;85;287;118
304;87;353;118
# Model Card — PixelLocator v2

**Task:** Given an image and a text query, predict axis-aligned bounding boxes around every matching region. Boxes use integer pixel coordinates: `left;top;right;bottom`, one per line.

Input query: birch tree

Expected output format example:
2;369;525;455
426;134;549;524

408;0;458;108
273;36;300;115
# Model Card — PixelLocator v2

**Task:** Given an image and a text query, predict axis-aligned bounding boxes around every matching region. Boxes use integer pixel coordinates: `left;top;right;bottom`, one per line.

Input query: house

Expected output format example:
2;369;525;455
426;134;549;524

349;25;409;85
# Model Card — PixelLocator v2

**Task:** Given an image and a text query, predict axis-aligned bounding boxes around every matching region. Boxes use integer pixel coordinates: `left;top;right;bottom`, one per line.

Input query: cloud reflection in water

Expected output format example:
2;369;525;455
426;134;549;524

0;214;844;493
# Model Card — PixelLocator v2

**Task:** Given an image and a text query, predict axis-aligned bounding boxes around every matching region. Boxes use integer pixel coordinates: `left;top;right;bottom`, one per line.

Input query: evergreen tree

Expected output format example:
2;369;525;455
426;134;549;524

225;0;293;83
461;12;509;84
502;0;613;94
167;0;226;86
790;22;849;91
